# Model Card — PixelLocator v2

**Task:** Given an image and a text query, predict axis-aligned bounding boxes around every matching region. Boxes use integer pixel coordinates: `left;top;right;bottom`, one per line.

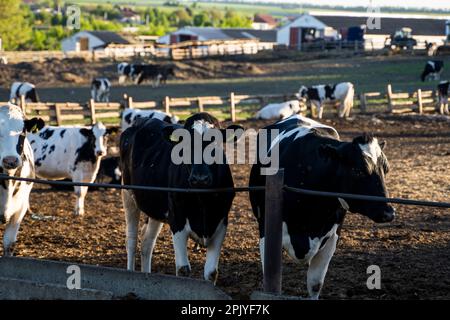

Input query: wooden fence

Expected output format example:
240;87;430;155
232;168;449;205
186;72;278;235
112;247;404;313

13;84;444;127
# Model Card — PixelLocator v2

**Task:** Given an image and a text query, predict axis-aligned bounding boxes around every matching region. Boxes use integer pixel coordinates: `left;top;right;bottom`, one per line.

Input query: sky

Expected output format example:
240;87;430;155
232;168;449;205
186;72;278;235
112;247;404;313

240;0;450;10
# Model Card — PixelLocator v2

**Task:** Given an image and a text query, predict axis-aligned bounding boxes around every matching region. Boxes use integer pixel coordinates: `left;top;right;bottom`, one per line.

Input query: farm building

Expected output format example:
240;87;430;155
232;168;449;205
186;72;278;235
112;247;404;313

252;13;278;30
61;31;130;52
313;13;450;49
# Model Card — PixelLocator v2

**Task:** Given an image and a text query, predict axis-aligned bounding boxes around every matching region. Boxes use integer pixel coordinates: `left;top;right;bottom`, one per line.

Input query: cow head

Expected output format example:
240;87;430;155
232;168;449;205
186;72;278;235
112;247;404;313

319;134;395;223
163;113;243;188
0;104;44;171
296;86;309;101
288;100;301;114
80;122;118;158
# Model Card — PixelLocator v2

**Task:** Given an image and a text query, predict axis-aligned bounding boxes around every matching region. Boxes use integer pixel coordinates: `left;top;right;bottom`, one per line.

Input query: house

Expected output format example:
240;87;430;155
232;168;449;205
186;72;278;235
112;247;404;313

120;7;141;24
252;14;278;30
61;31;130;52
313;13;449;49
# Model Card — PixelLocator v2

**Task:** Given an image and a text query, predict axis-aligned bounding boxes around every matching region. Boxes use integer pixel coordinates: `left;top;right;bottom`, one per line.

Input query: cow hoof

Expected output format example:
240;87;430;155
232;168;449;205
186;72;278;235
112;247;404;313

178;265;191;277
207;269;219;285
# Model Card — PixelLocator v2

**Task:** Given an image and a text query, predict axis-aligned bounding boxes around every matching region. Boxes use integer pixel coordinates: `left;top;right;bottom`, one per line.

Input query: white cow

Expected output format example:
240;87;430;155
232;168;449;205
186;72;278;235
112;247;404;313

255;100;302;120
91;78;111;102
10;82;39;103
121;108;179;131
297;82;355;119
0;104;44;256
27;122;117;216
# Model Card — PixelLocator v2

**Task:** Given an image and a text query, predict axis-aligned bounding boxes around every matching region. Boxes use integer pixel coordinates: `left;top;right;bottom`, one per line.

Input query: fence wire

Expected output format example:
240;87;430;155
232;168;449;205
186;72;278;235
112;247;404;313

0;174;449;209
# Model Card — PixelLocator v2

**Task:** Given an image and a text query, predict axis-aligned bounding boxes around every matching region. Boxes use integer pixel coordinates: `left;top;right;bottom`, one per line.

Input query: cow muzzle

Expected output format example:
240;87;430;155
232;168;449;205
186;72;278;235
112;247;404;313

96;150;106;157
188;172;212;187
0;214;6;224
376;207;396;223
2;156;20;170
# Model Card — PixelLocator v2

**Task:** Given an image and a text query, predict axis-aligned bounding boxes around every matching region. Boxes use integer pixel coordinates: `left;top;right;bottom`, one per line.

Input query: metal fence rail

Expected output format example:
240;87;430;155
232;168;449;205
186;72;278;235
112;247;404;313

0;174;448;208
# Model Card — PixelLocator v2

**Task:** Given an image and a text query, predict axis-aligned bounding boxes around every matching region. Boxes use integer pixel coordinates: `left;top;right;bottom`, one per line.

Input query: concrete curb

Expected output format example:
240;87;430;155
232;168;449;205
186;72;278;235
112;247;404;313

0;257;231;300
250;291;304;300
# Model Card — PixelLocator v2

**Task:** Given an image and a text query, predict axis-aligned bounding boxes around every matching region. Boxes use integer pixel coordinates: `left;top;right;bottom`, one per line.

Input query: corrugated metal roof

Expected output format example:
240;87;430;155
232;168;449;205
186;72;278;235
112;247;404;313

87;31;130;44
178;27;277;42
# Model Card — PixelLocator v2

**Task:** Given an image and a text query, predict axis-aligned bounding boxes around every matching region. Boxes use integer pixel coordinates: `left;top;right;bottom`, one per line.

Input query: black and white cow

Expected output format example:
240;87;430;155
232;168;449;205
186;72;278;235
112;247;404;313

91;78;111;102
10;82;39;103
297;82;354;119
421;60;444;82
118;62;132;84
121;108;179;131
0;104;44;256
437;80;449;114
117;62;172;87
158;64;176;85
120;113;241;283
255;100;302;120
249;114;395;299
27;123;116;216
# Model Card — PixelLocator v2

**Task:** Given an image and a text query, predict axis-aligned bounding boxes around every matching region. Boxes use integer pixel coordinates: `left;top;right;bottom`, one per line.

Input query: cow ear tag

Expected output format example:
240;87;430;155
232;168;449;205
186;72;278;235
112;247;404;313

169;134;179;142
31;124;39;133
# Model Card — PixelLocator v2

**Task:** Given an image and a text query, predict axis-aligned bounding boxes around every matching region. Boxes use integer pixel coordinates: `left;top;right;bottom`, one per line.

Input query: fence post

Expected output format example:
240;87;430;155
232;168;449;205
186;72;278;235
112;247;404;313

89;99;96;124
198;98;204;112
54;104;62;126
417;89;423;114
386;84;393;113
127;96;133;109
359;93;367;113
263;168;284;295
164;96;170;114
230;92;236;122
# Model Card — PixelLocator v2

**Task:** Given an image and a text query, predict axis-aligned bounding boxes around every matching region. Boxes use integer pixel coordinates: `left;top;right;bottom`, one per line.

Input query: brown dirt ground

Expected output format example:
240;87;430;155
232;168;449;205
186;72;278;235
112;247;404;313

1;114;449;299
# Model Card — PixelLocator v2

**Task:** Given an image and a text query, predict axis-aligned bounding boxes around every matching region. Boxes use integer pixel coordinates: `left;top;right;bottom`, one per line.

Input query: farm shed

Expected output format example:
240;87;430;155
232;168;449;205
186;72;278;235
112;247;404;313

252;13;278;30
314;13;449;50
158;27;276;49
61;31;130;52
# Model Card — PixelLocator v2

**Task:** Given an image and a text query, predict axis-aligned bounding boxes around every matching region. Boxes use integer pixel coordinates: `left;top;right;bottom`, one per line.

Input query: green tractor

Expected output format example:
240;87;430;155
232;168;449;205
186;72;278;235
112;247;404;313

385;27;417;52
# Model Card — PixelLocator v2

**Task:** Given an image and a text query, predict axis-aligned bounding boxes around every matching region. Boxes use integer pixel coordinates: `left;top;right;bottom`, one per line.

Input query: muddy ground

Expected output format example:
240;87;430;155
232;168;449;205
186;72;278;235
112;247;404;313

1;114;448;299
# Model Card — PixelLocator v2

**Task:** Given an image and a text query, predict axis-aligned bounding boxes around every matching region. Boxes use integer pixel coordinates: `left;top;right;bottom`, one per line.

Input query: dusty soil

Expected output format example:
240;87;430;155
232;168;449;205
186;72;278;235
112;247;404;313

1;114;449;299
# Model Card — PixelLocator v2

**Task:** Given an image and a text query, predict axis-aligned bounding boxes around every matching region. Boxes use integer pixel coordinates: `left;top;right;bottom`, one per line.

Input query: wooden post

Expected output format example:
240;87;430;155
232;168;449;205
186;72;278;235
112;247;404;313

164;96;170;114
359;93;367;113
198;98;204;112
263;169;284;295
127;96;133;109
54;104;62;126
386;84;393;113
417;89;423;114
230;92;236;122
20;95;26;112
89;99;96;124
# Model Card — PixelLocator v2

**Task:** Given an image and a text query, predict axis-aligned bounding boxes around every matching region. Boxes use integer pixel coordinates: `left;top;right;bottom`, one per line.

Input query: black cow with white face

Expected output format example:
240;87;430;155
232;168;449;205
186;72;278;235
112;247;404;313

437;81;449;114
249;115;395;299
421;60;444;81
0;104;44;256
120;113;240;283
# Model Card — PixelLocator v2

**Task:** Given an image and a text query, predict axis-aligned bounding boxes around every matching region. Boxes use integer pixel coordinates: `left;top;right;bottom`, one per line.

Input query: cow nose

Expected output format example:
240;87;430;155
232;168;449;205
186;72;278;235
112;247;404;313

189;174;211;187
381;207;395;223
2;156;20;169
96;151;106;157
0;215;6;224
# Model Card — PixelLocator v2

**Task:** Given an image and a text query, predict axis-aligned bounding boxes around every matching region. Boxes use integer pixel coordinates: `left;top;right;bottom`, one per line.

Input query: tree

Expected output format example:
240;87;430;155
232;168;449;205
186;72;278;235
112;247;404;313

0;0;32;50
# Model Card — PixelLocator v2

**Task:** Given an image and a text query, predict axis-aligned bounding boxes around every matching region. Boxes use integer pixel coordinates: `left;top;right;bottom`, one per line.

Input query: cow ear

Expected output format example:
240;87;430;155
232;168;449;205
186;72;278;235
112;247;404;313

106;127;120;135
24;118;45;133
319;144;340;160
221;124;244;143
379;140;386;150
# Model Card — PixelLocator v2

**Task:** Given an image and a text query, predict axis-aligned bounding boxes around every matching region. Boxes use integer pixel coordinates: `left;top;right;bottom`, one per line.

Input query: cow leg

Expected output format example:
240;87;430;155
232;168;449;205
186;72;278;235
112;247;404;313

2;207;26;257
122;189;140;271
306;229;338;300
140;217;163;273
316;102;324;119
73;185;88;216
204;220;227;284
172;225;191;277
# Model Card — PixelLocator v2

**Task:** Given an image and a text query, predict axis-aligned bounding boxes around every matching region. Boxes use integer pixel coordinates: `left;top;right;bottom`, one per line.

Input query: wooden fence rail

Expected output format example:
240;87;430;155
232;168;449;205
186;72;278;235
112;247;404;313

10;84;444;126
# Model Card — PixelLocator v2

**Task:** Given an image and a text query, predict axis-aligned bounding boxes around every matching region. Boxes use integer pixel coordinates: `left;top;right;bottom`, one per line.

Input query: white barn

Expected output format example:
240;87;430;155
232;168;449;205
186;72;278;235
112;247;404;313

61;31;130;52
